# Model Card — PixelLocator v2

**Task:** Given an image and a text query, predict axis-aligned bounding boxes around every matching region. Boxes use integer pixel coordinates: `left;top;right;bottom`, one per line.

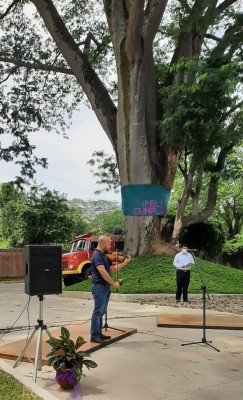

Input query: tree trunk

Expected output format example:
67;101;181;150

105;1;178;255
170;156;198;244
171;216;183;246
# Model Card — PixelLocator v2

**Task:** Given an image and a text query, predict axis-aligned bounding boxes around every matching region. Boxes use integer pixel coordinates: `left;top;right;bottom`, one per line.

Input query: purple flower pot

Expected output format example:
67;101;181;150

56;368;80;390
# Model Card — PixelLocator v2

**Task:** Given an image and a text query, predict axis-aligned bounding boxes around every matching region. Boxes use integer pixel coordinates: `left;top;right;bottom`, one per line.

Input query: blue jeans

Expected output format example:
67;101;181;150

91;284;110;338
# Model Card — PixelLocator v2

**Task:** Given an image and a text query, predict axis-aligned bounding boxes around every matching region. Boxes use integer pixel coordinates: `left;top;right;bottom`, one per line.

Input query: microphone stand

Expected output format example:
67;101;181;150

181;250;220;352
103;231;125;333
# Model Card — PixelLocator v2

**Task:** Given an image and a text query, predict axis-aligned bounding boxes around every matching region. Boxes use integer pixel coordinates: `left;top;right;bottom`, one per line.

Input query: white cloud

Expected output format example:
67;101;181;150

0;105;121;202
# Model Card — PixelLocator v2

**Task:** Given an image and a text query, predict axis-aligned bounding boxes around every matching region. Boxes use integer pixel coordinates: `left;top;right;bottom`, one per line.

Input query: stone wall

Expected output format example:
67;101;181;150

0;249;24;277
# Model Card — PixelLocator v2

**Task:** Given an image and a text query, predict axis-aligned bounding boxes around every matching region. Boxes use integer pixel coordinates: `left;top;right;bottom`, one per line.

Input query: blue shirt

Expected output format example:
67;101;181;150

91;249;112;284
173;251;194;270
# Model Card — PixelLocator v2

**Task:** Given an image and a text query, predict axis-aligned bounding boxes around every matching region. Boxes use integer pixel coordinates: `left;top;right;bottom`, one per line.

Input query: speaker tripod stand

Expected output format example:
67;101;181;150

181;252;220;352
13;295;52;382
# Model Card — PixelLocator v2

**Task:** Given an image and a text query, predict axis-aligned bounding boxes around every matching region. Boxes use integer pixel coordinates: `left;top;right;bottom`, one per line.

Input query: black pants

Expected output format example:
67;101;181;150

176;270;191;301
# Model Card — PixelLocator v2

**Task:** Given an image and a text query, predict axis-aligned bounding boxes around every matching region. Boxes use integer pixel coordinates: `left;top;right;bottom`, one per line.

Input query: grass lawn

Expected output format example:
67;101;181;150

0;369;41;400
64;255;243;294
0;277;24;282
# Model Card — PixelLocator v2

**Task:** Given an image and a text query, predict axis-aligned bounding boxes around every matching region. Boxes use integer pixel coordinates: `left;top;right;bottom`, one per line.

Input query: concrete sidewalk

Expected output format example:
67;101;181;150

0;283;242;400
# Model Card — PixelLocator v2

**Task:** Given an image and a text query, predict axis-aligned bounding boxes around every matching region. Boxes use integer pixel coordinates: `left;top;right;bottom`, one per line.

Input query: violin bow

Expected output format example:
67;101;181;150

115;230;123;289
115;248;119;291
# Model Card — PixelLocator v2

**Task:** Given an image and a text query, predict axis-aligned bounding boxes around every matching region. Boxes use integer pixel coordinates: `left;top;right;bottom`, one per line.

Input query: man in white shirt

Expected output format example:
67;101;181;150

173;246;195;304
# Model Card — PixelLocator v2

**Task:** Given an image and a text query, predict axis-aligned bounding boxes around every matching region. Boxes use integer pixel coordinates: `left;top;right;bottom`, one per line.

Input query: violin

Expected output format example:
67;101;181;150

105;251;126;264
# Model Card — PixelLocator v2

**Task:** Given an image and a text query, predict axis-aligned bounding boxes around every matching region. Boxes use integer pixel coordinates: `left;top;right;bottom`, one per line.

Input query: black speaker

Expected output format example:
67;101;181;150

25;245;62;296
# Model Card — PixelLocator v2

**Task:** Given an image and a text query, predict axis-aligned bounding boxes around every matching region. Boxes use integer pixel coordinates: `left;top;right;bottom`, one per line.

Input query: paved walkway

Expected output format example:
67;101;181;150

0;283;242;400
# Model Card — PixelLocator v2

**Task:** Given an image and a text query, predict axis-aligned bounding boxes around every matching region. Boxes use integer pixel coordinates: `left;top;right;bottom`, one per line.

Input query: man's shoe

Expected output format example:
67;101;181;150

100;333;111;340
176;300;180;304
90;337;106;344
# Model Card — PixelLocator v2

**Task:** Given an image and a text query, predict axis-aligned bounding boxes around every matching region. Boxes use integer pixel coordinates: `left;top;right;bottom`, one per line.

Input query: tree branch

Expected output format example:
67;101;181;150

0;66;18;83
77;32;104;56
183;174;219;227
0;0;19;20
178;0;191;13
31;0;117;147
0;55;74;75
216;0;239;15
144;0;168;43
191;164;204;216
226;32;243;59
182;142;234;229
165;0;241;88
196;0;218;40
214;144;234;172
205;33;221;42
164;1;218;87
209;17;243;63
223;99;243;119
191;0;214;16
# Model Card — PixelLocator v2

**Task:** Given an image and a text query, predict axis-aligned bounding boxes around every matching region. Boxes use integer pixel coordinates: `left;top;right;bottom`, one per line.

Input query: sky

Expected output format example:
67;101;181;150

0;104;121;202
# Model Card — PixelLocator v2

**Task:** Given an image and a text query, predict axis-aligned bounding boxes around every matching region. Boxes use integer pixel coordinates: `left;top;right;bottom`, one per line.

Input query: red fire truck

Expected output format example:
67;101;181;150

62;232;125;286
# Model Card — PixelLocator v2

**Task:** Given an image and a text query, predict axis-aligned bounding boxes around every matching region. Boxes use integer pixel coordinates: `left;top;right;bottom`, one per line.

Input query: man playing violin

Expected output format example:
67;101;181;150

90;235;132;344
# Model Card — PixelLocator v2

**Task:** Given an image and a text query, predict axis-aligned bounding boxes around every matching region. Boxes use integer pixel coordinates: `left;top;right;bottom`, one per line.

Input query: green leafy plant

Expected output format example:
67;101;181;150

46;327;98;381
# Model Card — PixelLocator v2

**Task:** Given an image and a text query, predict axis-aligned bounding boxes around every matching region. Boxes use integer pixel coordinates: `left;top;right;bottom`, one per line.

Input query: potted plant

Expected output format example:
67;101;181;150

46;326;98;390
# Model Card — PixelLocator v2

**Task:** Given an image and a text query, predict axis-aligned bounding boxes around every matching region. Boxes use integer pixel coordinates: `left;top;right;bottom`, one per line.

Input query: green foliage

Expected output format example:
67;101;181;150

0;182;26;246
0;182;80;247
223;234;243;254
46;326;98;382
161;60;242;153
65;255;243;294
0;237;10;248
70;212;89;238
88;210;124;236
180;219;227;256
17;186;76;246
0;188;124;249
0;369;41;400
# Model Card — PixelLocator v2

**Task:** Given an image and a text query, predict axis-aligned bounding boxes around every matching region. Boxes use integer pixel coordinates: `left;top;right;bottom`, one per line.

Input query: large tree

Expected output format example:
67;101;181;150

0;0;242;254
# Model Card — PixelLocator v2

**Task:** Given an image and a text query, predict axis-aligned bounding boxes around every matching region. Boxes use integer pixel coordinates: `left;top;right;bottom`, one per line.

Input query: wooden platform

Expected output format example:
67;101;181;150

157;314;243;329
0;323;137;364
